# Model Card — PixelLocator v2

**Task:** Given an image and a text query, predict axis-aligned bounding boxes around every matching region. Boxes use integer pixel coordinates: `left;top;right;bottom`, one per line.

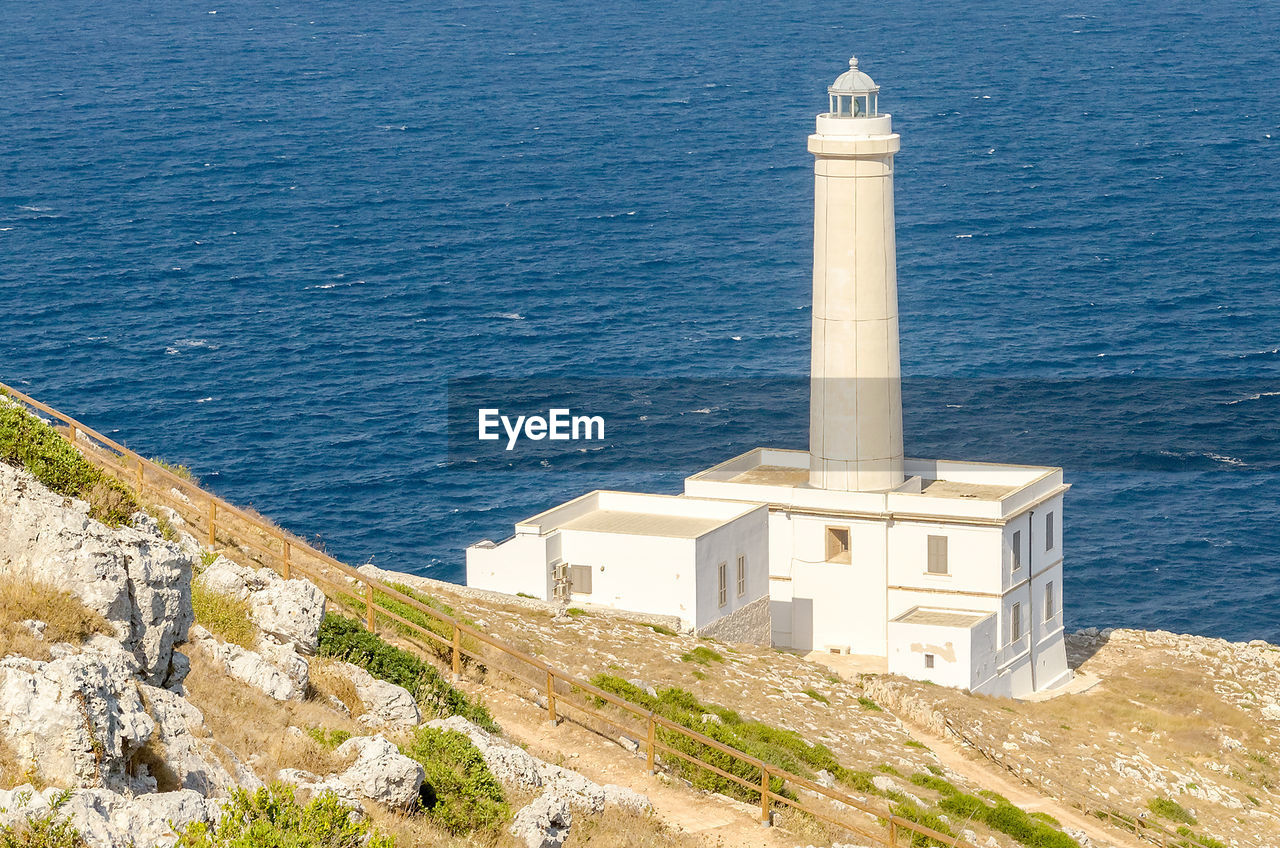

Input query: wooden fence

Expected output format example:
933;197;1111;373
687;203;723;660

3;380;1178;848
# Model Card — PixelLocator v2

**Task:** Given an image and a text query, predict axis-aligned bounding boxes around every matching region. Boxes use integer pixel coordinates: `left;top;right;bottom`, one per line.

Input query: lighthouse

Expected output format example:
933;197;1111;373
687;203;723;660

469;56;1072;699
808;58;905;492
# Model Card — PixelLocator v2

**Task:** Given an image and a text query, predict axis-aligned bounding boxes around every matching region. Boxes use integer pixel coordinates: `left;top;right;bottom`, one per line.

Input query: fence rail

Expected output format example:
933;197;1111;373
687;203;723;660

3;380;1151;848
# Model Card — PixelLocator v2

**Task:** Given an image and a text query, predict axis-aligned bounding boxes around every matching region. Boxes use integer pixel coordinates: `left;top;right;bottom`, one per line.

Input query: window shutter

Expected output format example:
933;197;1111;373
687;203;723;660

570;565;592;595
927;535;948;574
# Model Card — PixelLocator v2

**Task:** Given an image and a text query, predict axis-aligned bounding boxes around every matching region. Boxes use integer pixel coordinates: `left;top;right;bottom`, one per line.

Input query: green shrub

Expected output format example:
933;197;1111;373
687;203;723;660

909;773;955;795
935;790;1080;848
175;783;392;848
801;688;830;704
0;791;86;848
890;800;955;847
317;614;497;732
191;582;257;649
304;728;352;751
680;646;723;665
1148;797;1197;825
400;727;508;834
645;623;677;636
0;400;139;527
857;696;882;711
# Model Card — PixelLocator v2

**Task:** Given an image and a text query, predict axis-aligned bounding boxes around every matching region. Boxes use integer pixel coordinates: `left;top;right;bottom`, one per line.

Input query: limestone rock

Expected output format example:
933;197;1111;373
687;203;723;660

144;684;259;796
0;463;194;685
188;625;301;701
510;790;571;848
0;784;222;848
427;716;651;815
336;662;421;730
332;736;424;810
194;556;325;654
600;784;652;814
0;638;155;792
278;736;424;812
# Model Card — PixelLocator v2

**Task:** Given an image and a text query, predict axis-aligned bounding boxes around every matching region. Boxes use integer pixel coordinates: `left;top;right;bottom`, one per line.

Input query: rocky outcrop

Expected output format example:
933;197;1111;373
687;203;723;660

188;625;302;701
277;735;424;812
0;638;156;792
331;661;421;730
427;716;651;816
0;784;223;848
510;791;571;848
0;462;194;686
195;556;325;654
0;636;250;796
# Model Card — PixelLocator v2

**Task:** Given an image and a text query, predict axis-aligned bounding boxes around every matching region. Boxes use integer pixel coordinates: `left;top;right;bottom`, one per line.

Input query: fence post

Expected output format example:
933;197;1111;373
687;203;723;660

545;670;558;724
68;424;77;446
451;625;461;678
282;538;291;580
207;500;216;548
646;714;656;773
759;764;771;826
364;583;376;632
888;818;898;846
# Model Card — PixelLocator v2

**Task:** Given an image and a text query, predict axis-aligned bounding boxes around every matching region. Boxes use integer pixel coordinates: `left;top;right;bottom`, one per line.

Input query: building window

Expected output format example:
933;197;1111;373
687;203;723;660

1045;581;1055;621
570;564;592;595
927;535;949;575
718;562;727;607
1012;530;1022;572
825;526;851;563
736;555;746;598
1011;602;1022;642
924;653;935;669
1045;511;1055;551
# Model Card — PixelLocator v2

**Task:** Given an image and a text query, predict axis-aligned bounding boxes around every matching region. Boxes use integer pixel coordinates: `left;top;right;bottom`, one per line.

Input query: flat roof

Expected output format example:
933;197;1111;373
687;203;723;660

727;465;810;487
892;608;991;628
557;509;729;539
916;479;1018;502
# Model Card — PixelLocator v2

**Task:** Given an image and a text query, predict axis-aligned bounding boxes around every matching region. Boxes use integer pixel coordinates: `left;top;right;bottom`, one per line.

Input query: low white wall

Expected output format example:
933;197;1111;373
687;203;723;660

465;533;552;599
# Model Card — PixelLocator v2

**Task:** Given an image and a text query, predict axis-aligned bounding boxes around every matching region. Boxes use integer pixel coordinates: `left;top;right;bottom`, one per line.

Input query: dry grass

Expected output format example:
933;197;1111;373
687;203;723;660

308;657;367;719
0;575;112;661
190;581;258;650
182;644;364;779
0;736;28;790
564;808;707;847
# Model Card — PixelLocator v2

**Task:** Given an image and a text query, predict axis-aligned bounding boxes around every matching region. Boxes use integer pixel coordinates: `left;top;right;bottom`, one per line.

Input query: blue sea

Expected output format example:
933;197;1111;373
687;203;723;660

3;1;1278;641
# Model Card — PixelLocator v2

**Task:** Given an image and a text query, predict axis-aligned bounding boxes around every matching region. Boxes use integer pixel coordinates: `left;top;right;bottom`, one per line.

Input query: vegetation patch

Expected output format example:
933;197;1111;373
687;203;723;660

191;582;257;650
913;773;1079;848
890;799;955;847
589;674;883;804
1148;797;1197;825
0;576;111;662
400;727;508;834
0;398;138;527
679;646;723;665
304;728;352;751
150;457;199;483
857;696;882;711
0;791;86;848
317;613;497;732
176;783;393;848
801;688;830;704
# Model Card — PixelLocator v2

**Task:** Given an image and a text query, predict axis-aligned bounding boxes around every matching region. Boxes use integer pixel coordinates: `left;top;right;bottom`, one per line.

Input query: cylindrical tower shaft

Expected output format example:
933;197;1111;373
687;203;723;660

807;81;905;492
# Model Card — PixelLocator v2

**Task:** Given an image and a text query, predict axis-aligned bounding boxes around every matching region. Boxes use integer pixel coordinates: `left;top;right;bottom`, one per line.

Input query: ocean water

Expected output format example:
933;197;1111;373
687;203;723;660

3;1;1279;640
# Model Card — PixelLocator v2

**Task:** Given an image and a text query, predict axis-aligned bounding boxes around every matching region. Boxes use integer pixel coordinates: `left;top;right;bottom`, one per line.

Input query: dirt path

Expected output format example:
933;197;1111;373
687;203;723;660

893;723;1143;848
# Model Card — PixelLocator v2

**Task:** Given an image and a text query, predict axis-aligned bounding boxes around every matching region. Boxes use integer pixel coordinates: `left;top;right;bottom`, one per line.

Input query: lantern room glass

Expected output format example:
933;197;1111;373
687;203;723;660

828;92;877;118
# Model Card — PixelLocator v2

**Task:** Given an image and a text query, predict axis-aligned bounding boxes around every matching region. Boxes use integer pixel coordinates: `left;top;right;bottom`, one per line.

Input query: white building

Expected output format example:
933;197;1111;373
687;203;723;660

466;57;1070;697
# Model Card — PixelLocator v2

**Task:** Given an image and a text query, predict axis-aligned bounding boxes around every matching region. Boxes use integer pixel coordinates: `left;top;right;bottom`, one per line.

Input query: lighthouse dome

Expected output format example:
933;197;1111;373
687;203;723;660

827;56;879;117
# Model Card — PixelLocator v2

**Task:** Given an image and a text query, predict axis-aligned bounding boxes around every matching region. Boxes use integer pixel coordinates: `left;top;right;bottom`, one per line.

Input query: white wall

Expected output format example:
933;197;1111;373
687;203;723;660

886;617;978;689
887;520;1004;601
558;530;696;621
693;508;770;629
466;533;553;599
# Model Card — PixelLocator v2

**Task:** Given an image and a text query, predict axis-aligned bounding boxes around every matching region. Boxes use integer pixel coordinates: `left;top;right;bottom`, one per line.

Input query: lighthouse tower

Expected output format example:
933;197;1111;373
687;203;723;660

808;58;905;492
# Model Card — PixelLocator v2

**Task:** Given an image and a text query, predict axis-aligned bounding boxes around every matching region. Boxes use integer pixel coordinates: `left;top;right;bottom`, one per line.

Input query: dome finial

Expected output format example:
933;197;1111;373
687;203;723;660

849;56;859;70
